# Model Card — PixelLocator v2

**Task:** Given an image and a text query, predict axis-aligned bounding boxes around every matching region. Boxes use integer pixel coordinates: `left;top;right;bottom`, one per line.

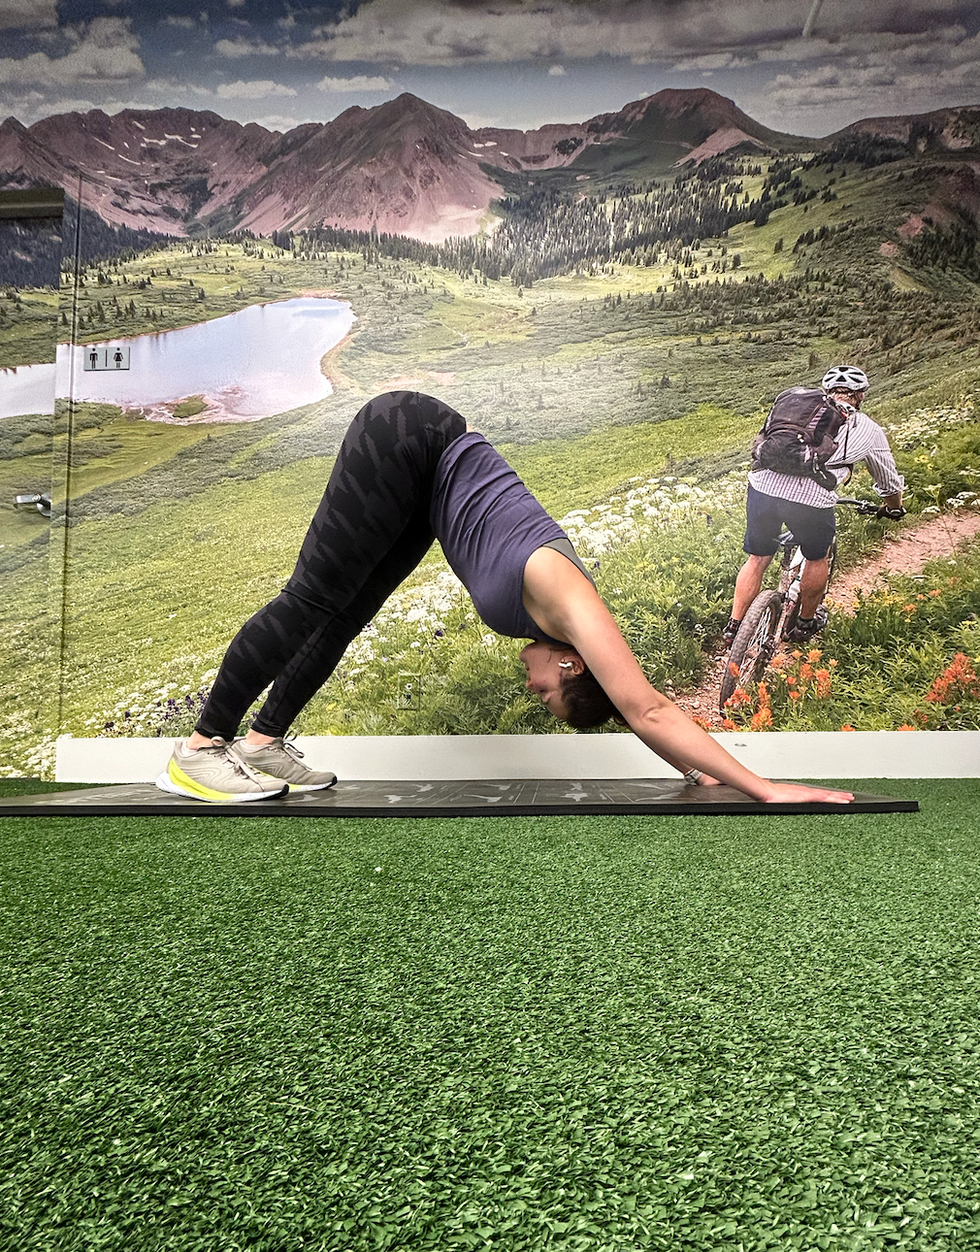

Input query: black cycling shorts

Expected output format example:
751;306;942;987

743;483;836;561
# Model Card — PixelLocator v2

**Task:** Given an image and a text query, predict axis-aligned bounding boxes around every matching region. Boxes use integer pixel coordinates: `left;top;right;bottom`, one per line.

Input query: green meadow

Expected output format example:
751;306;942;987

2;150;980;774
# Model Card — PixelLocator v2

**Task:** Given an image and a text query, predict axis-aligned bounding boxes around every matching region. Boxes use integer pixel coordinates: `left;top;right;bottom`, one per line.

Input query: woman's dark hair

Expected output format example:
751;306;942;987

558;667;624;729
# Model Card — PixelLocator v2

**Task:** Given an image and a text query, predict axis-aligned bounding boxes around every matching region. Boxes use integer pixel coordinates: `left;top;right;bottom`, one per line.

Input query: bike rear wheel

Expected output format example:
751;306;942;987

719;589;783;713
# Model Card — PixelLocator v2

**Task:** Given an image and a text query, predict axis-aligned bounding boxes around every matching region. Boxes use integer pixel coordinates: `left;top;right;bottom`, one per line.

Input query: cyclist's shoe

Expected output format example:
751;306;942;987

229;737;337;792
722;617;742;647
785;605;829;643
156;736;289;803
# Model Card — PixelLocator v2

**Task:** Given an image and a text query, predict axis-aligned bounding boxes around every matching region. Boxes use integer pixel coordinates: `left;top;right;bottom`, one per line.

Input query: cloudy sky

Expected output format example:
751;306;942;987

1;0;978;136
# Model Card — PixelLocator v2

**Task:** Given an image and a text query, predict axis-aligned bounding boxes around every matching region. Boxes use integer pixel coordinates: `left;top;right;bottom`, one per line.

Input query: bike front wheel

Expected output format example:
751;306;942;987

719;589;783;713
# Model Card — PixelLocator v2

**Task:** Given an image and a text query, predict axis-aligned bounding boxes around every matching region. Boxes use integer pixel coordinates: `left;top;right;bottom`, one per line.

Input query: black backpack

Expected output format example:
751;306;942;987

751;386;849;490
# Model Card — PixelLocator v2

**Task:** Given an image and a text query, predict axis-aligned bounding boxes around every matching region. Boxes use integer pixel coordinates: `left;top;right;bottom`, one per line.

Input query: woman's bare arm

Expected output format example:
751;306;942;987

523;548;853;804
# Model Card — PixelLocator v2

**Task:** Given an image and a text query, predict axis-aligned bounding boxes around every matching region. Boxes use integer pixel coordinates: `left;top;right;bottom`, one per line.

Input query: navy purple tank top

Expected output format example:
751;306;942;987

429;432;593;642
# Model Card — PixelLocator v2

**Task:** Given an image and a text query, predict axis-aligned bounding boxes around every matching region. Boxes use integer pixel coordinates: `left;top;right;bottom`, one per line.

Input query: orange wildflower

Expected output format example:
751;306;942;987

807;648;822;663
692;715;712;731
929;589;942;598
903;604;917;613
814;668;832;698
789;690;802;701
785;675;798;687
925;653;980;704
728;661;741;678
841;724;856;731
721;718;738;730
750;705;773;730
770;652;789;671
800;663;813;681
897;724;916;731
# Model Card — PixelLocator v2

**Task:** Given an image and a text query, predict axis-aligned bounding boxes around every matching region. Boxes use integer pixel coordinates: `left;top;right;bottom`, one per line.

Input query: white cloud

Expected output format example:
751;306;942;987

27;94;98;116
0;86;230;125
0;0;58;32
281;0;980;73
0;17;144;85
22;95;149;119
252;113;313;132
146;77;213;97
216;78;297;99
214;36;280;59
316;74;393;92
289;0;657;66
762;27;980;102
5;0;977;135
748;25;974;67
0;88;44;122
752;43;980;131
672;52;737;72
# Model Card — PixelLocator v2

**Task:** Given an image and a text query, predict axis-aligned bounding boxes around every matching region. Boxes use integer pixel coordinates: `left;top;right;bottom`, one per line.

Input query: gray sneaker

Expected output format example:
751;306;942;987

156;737;289;803
229;738;338;792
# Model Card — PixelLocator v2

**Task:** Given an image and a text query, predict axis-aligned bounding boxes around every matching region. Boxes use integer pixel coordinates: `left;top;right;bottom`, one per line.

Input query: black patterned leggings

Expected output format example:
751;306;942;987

195;391;467;739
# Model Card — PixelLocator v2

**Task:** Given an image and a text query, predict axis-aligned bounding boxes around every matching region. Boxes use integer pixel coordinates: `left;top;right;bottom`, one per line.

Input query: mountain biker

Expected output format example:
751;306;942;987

157;391;853;806
723;366;905;646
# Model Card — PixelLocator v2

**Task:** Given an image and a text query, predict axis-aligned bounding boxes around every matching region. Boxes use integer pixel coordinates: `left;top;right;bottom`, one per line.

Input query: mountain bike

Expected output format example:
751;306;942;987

718;496;884;713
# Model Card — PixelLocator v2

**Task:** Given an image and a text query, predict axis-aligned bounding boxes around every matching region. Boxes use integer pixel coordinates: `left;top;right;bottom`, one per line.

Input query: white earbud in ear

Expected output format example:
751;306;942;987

558;660;574;670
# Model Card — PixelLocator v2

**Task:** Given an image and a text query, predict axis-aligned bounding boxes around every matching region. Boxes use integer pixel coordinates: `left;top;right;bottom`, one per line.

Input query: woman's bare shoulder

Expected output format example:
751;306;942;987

523;546;603;637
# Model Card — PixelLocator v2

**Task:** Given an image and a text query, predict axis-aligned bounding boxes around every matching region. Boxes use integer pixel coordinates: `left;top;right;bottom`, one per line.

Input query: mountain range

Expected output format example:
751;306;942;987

1;88;978;243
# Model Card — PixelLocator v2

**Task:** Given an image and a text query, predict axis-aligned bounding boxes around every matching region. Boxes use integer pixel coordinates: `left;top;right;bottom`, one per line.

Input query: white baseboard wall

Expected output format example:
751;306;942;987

55;731;980;783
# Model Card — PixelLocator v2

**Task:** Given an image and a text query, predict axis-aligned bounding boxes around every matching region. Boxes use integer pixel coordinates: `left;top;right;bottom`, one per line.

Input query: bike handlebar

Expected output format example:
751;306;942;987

835;496;905;519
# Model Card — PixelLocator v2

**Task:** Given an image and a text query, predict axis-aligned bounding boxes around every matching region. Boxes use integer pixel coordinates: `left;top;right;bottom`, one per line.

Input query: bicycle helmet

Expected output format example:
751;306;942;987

822;365;869;393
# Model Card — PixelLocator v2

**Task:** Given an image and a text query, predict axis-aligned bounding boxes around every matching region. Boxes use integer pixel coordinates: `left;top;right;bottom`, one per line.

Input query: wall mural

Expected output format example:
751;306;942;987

1;1;979;776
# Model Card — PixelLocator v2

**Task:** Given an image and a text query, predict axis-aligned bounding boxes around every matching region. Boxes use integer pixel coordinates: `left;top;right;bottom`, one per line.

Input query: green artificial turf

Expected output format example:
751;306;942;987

1;779;978;1250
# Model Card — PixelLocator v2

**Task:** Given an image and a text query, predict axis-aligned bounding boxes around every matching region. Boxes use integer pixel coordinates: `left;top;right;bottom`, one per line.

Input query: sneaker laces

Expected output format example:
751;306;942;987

206;737;271;785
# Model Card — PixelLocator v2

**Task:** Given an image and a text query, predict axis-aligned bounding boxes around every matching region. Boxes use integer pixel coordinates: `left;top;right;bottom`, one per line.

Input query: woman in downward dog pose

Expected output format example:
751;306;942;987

158;391;853;806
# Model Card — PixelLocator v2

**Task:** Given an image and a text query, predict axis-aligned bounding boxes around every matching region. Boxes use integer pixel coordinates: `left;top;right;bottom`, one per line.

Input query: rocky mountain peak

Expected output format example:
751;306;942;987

2;89;977;245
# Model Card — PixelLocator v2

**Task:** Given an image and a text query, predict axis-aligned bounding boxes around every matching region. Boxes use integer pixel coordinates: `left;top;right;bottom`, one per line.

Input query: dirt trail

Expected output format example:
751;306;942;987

672;509;980;727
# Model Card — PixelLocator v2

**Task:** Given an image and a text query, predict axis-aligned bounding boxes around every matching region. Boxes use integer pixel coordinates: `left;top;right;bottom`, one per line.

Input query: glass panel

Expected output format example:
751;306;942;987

0;210;62;778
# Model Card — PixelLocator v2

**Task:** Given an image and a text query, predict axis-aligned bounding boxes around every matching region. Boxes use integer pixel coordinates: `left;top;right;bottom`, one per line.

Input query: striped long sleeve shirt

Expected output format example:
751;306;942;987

748;404;905;509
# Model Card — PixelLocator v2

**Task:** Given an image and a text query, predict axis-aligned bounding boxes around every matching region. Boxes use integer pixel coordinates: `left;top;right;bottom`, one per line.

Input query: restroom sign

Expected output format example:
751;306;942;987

84;345;130;371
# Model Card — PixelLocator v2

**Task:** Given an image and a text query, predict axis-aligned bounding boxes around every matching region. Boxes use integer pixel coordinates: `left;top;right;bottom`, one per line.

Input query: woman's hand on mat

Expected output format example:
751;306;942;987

759;782;854;804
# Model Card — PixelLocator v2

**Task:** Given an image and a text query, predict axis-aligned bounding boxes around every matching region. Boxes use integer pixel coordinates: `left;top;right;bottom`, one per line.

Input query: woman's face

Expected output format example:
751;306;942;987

518;641;580;720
